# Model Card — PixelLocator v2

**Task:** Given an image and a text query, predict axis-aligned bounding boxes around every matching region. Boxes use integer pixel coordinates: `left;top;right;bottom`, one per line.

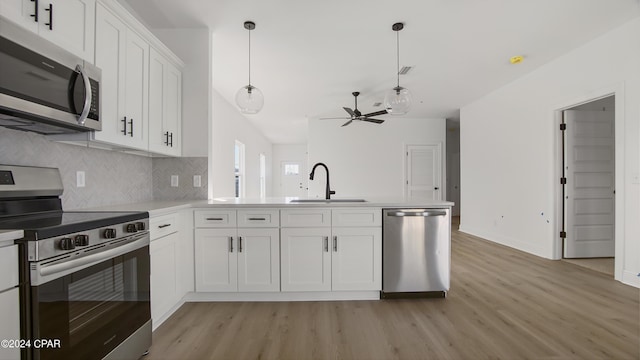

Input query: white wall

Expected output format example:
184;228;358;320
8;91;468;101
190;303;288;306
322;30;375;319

460;18;640;287
307;117;446;198
211;90;273;198
272;144;308;197
153;28;210;157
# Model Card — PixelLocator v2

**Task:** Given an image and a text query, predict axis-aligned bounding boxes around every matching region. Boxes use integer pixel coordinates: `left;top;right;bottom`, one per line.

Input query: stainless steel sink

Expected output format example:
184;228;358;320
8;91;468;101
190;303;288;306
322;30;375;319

289;199;367;203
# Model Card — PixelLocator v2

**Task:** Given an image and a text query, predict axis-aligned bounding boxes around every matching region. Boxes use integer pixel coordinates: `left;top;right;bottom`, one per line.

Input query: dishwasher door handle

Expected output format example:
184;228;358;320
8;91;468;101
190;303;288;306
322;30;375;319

387;210;447;217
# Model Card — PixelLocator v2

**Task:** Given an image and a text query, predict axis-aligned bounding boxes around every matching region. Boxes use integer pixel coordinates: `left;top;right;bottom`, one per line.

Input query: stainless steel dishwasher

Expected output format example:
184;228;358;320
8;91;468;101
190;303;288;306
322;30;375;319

382;208;451;298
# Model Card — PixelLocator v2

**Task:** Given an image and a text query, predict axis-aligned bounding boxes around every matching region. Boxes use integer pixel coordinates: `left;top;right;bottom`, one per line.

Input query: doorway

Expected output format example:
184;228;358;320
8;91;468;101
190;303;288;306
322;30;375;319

559;96;615;275
279;161;307;197
404;144;443;201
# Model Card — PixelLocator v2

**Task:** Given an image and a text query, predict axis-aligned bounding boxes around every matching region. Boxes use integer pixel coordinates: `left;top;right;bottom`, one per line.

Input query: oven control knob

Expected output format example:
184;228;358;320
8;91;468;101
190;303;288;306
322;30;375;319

126;224;138;233
135;222;146;231
74;234;89;246
59;237;75;250
104;228;117;239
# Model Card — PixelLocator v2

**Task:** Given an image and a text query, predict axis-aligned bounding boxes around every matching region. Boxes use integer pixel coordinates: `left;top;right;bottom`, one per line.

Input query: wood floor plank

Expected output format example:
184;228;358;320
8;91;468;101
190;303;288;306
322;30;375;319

146;223;639;360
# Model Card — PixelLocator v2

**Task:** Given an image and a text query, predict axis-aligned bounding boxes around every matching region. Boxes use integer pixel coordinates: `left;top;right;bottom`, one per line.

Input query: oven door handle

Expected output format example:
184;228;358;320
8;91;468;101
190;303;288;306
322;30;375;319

32;234;149;286
75;64;92;125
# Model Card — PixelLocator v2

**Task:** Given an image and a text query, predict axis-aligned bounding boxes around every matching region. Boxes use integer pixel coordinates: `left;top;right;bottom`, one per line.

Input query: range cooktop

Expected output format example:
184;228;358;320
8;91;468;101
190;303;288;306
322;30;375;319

0;211;149;240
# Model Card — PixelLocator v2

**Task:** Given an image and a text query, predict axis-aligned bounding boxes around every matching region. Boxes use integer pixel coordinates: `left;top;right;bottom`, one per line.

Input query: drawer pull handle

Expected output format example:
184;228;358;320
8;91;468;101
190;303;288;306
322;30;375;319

158;224;171;229
248;217;266;221
206;217;224;221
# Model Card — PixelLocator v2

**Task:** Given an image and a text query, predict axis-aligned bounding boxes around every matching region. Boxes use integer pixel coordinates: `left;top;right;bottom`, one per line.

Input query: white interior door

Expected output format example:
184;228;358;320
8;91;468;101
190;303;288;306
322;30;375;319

563;110;615;258
280;161;307;197
405;144;442;200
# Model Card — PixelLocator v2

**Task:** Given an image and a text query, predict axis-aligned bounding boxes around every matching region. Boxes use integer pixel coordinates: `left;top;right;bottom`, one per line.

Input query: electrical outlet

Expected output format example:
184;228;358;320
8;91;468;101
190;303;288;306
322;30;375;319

76;171;85;188
193;175;202;187
171;175;179;187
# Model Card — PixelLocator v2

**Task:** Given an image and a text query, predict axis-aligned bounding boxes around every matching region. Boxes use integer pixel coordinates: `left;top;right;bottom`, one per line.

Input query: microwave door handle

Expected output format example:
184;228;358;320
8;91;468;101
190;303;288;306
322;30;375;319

75;64;92;125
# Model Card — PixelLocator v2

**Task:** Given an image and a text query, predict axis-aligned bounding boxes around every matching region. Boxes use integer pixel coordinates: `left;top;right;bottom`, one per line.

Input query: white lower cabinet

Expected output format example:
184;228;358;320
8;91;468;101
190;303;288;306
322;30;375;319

280;227;332;292
150;231;180;323
280;227;381;292
331;227;381;291
195;228;280;292
149;211;189;329
0;244;19;360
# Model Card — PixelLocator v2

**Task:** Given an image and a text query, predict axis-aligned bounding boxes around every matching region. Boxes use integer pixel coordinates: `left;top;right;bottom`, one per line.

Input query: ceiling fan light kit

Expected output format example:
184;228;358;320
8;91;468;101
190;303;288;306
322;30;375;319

236;21;264;114
383;22;412;116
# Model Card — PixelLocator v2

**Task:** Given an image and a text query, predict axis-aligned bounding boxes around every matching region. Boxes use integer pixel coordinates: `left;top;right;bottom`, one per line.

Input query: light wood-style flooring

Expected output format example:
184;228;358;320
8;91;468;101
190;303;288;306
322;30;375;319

147;220;639;360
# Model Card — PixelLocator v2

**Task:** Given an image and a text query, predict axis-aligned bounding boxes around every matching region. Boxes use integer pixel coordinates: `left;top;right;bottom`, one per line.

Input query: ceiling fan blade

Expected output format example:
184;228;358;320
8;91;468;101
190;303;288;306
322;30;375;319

363;109;388;117
341;120;353;127
343;107;356;116
362;118;385;124
319;117;350;120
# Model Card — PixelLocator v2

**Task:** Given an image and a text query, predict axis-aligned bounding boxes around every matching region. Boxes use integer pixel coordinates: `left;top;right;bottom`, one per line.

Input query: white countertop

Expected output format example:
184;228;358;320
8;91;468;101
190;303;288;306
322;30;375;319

0;230;23;247
81;197;453;215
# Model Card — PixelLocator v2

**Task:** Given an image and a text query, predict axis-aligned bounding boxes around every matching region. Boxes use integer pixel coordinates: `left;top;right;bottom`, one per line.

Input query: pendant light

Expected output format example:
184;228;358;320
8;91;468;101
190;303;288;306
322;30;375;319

235;21;264;114
383;22;411;115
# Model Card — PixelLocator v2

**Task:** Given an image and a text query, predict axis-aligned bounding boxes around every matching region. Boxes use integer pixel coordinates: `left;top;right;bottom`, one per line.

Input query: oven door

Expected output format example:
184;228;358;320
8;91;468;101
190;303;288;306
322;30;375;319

28;238;150;360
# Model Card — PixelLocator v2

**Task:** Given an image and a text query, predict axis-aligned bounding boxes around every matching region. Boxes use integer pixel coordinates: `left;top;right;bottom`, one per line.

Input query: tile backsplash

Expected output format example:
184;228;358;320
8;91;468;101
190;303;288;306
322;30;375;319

0;127;153;209
152;157;208;200
0;127;208;209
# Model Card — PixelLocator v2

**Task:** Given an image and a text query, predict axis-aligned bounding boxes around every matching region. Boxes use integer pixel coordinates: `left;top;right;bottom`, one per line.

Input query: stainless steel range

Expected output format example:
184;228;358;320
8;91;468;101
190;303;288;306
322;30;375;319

0;165;151;360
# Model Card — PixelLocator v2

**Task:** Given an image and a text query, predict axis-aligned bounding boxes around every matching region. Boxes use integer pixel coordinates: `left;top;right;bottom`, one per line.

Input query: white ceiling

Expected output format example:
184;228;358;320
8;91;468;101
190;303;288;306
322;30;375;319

122;0;639;144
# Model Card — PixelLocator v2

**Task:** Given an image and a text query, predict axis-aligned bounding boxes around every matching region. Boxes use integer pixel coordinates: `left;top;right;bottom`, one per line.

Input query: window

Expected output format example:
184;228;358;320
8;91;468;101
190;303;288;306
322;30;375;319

259;153;266;199
234;141;245;197
284;163;299;176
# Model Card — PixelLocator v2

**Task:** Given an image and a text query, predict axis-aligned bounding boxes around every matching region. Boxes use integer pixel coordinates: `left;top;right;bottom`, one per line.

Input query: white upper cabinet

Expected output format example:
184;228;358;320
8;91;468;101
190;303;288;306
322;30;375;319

149;47;182;156
0;0;95;62
94;3;148;150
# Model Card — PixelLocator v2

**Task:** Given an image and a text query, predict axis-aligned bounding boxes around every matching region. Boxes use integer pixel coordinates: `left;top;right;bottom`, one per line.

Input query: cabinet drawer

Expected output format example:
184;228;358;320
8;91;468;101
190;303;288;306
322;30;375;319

150;212;180;240
332;208;382;227
237;210;279;228
0;245;18;292
280;209;331;227
195;210;237;228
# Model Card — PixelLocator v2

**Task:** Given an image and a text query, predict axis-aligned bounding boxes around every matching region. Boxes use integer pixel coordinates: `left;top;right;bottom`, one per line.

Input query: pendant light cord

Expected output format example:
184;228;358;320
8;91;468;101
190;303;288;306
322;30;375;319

396;29;400;88
248;28;252;86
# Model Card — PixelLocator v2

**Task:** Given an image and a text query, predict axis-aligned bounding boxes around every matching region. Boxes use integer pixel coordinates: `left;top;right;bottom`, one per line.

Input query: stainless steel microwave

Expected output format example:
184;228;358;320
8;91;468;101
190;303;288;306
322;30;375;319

0;15;101;135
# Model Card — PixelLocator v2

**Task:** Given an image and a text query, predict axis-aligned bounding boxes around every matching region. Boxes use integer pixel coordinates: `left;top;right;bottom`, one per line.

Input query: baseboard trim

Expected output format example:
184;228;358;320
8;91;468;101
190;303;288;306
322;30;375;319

184;291;380;302
458;225;551;259
621;270;640;288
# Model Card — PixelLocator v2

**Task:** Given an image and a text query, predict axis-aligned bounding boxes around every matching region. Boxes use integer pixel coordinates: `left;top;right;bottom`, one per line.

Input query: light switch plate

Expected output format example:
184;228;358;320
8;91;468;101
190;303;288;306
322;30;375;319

193;175;202;187
171;175;179;187
76;171;85;188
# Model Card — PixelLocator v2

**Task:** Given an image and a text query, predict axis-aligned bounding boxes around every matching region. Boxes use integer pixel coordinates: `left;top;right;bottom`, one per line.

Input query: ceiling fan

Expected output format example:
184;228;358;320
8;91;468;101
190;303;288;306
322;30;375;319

320;92;388;127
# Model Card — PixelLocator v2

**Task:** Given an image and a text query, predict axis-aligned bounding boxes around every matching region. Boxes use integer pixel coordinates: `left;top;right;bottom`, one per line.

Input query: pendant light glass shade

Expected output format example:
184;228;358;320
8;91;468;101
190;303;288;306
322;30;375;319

384;86;411;115
236;85;264;114
384;22;411;116
236;21;263;114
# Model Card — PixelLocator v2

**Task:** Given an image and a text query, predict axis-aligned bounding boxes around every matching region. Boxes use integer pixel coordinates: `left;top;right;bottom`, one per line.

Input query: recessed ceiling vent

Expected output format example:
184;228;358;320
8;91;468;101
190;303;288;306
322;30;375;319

398;66;413;75
372;102;382;107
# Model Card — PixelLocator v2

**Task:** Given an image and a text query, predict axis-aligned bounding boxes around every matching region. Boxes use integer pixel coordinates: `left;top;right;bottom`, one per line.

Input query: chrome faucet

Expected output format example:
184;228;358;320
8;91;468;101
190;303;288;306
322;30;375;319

309;162;335;200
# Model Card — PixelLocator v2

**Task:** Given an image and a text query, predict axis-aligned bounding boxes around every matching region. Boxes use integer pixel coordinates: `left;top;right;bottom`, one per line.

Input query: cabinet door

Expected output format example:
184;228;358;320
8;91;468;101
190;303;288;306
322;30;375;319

38;0;95;61
148;48;166;154
150;232;180;324
94;4;126;144
163;61;181;156
122;28;149;149
331;227;382;291
0;288;19;360
280;228;331;292
0;0;39;33
237;228;280;292
195;229;237;292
